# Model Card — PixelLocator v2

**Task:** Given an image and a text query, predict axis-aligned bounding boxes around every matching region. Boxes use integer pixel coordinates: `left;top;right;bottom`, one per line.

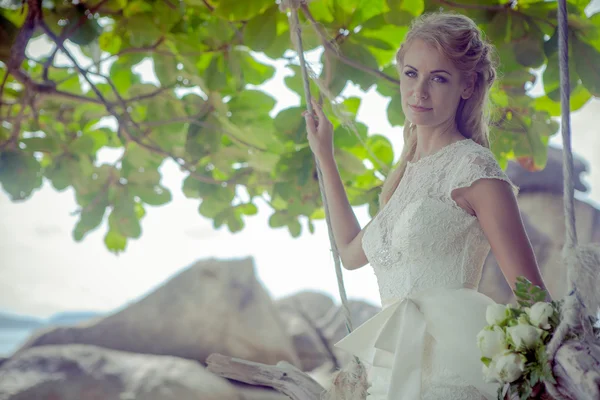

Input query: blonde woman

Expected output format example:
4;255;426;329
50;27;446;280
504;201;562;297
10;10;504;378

303;12;550;400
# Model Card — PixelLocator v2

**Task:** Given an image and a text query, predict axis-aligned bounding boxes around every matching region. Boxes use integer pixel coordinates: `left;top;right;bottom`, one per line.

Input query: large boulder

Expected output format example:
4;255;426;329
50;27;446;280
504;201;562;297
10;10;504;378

13;257;300;368
0;344;241;400
506;146;588;195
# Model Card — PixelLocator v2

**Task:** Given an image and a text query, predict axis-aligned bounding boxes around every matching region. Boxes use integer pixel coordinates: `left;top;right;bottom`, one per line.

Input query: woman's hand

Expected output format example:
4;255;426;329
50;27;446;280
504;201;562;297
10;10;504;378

303;99;334;162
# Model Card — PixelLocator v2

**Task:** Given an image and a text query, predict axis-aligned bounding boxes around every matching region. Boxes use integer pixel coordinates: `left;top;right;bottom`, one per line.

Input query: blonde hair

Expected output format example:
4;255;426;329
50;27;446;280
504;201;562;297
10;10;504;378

379;12;497;207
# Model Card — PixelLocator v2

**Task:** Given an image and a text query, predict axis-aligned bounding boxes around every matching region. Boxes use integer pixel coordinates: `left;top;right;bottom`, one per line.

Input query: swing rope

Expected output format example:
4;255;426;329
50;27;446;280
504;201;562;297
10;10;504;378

544;0;600;397
281;1;370;398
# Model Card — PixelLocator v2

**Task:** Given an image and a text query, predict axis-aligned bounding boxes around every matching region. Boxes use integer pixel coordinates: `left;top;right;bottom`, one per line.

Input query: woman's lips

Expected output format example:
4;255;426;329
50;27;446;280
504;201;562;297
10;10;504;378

409;105;432;112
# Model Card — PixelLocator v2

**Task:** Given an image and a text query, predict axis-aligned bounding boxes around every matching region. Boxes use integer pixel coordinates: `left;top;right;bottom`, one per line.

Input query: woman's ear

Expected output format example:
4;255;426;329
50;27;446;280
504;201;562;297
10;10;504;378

461;73;476;100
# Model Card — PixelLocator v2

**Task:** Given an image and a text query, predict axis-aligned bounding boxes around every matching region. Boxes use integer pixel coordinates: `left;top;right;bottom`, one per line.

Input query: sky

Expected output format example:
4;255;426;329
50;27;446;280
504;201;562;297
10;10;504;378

1;3;600;319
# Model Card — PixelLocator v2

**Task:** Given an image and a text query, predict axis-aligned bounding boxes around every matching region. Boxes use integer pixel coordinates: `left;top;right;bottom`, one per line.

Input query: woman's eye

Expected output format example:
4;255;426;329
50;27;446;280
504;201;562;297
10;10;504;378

404;70;416;78
433;76;447;83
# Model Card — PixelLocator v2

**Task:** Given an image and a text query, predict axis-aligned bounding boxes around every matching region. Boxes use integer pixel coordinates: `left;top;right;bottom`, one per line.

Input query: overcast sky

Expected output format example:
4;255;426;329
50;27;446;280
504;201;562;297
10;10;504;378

1;3;599;318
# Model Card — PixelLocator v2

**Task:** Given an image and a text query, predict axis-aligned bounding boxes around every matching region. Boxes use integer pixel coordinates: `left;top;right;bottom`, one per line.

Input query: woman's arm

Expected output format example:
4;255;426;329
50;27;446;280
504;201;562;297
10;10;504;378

456;178;552;300
304;101;369;270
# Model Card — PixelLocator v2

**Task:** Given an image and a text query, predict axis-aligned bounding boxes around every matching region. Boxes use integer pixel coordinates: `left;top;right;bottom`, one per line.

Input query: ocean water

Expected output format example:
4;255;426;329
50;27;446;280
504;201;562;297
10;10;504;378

0;329;35;357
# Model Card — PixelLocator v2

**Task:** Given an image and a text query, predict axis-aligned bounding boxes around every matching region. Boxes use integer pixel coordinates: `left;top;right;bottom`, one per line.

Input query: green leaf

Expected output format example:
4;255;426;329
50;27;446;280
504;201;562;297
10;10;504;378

334;122;368;149
288;219;302;237
133;184;172;206
205;54;228;91
73;197;109;241
573;37;600;96
20;137;59;153
104;230;127;254
214;0;273;20
336;148;367;175
65;10;103;46
543;52;578;101
199;196;230;218
153;54;179;86
387;94;405;126
244;5;278;51
274;106;307;144
69;135;95;154
384;10;414;26
228;90;276;123
0;14;18;62
0;151;43;201
236;203;258;215
387;0;424;16
127;14;163;47
513;35;546;68
269;211;289;228
367;134;394;166
108;188;142;238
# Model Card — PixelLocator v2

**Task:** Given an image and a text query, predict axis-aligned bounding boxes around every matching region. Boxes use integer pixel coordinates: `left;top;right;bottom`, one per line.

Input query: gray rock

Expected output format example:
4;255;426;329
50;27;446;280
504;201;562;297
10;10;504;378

506;146;588;194
14;257;300;368
0;344;241;400
276;291;379;372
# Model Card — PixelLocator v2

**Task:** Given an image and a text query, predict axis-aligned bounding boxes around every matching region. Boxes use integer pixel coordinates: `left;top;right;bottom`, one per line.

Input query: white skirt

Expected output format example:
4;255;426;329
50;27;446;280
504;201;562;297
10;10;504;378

334;285;500;400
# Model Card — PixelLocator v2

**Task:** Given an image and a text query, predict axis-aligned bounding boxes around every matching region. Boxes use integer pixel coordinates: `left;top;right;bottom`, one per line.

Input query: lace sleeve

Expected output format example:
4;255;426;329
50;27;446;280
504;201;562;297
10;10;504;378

449;149;520;198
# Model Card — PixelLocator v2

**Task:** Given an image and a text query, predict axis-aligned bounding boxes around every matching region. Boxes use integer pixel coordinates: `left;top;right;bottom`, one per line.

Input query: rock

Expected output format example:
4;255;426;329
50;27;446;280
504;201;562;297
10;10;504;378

14;257;300;368
276;291;379;372
506;146;588;195
0;344;242;400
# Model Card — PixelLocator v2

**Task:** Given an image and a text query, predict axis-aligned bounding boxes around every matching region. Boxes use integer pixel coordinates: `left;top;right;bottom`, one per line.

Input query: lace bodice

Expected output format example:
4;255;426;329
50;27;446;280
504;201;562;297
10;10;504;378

362;139;518;305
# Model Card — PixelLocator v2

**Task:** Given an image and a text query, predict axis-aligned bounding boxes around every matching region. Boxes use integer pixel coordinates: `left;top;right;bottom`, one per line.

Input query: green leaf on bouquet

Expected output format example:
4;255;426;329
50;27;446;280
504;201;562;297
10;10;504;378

513;276;549;308
480;357;491;367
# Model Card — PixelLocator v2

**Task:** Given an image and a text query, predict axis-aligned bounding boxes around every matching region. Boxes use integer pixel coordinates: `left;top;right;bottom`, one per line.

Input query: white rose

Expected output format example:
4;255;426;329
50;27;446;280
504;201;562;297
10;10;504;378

482;358;500;383
507;322;543;350
486;304;510;326
477;326;507;358
527;302;554;330
494;351;525;383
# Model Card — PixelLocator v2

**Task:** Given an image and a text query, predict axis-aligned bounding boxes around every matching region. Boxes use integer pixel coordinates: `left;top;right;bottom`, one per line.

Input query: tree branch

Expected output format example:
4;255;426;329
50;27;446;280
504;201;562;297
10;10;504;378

300;4;400;86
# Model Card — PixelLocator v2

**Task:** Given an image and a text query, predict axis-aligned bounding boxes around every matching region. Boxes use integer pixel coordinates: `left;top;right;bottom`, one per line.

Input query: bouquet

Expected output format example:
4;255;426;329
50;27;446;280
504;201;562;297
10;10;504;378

476;277;563;399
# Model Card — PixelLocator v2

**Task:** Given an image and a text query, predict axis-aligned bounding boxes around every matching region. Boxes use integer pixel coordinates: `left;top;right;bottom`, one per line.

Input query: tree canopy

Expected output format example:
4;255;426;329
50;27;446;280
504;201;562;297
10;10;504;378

1;0;599;253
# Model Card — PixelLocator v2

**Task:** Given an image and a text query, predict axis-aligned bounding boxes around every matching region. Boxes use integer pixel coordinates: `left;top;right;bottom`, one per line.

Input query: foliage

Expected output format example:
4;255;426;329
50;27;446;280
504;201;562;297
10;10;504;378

1;0;599;252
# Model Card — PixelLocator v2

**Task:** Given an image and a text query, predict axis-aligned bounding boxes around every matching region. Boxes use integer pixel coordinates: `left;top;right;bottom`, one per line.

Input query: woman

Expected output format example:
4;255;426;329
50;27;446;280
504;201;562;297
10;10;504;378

303;12;550;400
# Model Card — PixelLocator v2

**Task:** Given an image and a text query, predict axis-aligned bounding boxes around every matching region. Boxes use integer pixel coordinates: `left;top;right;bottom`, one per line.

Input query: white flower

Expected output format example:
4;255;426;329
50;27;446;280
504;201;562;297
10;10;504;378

507;322;543;350
527;302;554;330
494;351;525;383
477;326;507;358
482;358;501;383
486;304;510;326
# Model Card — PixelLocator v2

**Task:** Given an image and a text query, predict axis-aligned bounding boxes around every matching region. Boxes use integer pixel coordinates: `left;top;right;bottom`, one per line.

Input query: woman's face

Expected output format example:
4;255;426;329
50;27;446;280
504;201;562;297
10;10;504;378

399;39;473;128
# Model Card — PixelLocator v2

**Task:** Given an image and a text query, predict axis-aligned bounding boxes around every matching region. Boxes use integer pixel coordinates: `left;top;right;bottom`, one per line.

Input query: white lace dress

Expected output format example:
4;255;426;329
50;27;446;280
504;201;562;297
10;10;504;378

335;139;519;400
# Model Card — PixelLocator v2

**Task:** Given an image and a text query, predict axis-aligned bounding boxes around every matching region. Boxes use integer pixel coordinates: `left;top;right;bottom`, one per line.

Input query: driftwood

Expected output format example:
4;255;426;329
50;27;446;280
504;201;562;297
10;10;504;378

550;337;600;400
209;338;600;400
206;353;325;400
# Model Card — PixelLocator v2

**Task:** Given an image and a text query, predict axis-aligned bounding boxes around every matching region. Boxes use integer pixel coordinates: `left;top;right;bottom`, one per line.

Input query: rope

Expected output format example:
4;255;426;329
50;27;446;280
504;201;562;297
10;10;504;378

281;6;371;399
544;0;585;398
281;0;355;337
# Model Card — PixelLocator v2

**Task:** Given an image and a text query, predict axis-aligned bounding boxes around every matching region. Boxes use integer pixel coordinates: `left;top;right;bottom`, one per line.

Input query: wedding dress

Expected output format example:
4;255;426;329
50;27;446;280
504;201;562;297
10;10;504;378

335;139;519;400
